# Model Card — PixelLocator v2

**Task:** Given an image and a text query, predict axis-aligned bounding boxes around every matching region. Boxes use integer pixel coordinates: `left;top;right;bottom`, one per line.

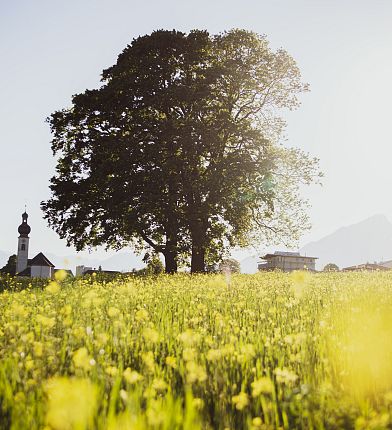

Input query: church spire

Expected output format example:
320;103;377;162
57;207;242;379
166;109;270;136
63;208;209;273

18;210;31;237
16;210;30;274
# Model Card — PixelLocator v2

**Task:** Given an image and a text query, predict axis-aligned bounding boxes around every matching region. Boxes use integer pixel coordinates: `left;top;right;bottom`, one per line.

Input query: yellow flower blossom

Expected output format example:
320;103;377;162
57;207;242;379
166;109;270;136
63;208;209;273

232;392;249;410
135;308;149;322
251;377;274;396
142;327;159;343
46;281;60;294
165;356;177;369
36;314;56;329
72;347;92;371
107;307;120;318
54;269;68;282
44;377;98;430
123;368;143;384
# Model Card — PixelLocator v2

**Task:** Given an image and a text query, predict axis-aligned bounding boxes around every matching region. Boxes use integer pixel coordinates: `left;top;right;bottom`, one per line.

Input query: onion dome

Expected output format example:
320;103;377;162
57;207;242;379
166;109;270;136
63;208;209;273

18;211;31;236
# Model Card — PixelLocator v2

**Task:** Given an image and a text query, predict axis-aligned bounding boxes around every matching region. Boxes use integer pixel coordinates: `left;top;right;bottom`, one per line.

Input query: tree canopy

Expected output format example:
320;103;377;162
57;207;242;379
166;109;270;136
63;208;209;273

219;258;241;274
0;255;17;276
42;29;321;273
323;263;339;272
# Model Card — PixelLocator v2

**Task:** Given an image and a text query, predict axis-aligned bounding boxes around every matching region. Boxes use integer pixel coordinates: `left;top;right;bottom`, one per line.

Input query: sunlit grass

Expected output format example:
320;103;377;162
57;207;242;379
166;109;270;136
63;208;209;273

1;272;392;429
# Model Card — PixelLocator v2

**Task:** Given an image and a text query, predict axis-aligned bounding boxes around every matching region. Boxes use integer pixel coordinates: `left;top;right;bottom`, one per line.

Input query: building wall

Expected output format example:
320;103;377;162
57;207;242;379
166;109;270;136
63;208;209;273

16;237;29;274
261;256;316;272
76;265;92;276
31;266;53;278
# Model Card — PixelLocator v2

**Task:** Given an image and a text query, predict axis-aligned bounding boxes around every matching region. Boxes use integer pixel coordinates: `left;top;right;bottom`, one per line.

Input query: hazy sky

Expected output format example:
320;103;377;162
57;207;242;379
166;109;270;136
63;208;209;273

1;0;392;260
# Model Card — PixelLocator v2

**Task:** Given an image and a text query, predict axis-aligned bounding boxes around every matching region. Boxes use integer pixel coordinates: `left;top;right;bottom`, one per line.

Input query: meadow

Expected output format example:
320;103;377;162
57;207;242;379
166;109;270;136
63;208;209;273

1;271;392;430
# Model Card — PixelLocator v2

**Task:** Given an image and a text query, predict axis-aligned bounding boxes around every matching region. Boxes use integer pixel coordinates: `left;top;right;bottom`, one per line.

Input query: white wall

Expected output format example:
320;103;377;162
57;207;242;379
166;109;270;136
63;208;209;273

16;237;29;273
31;266;52;278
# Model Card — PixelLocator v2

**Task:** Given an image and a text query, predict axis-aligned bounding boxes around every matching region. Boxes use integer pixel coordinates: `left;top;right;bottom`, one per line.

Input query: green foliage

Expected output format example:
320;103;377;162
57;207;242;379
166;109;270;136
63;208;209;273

42;29;321;273
134;253;165;276
219;258;241;273
0;255;16;276
324;263;339;272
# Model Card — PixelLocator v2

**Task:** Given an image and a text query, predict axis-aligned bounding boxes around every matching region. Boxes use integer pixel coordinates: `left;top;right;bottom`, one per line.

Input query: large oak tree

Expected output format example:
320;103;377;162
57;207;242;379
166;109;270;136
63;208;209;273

42;29;320;272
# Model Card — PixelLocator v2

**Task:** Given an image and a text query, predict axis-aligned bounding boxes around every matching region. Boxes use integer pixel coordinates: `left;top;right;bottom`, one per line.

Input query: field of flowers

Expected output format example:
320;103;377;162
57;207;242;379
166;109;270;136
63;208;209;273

1;271;392;430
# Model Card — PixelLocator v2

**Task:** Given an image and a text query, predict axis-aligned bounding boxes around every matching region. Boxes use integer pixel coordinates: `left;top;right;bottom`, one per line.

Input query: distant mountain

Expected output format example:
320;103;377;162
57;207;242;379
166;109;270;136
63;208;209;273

300;214;392;270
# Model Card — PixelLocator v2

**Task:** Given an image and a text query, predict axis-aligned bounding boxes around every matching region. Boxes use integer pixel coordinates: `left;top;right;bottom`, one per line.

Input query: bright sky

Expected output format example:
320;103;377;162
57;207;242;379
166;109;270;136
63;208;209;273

1;0;392;259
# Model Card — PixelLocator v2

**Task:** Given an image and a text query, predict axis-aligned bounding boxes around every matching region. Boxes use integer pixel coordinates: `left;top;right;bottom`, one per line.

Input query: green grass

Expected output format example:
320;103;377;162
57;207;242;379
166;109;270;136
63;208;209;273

1;272;392;429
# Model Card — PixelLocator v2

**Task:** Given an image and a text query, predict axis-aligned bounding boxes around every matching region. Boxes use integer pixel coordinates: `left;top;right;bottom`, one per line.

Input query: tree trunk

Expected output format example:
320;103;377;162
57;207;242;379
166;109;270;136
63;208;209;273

191;245;205;273
164;251;178;274
190;218;207;273
163;213;179;274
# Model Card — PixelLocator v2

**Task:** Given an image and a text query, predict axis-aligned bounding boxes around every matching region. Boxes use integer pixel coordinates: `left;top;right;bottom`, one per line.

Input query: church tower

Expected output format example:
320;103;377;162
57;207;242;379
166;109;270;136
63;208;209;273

16;211;31;274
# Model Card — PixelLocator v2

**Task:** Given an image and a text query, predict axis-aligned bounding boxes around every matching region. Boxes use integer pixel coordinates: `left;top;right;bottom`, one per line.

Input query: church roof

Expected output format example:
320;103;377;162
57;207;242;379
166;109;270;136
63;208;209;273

18;211;31;236
17;267;31;277
29;252;55;267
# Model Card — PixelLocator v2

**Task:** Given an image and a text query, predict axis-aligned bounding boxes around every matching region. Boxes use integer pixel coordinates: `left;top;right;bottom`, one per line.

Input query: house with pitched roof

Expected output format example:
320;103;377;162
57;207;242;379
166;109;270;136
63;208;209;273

258;251;317;272
16;211;72;279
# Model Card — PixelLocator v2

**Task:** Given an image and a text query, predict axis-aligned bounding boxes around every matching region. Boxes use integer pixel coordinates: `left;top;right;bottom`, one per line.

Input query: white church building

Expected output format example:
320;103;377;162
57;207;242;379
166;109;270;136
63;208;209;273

16;211;58;278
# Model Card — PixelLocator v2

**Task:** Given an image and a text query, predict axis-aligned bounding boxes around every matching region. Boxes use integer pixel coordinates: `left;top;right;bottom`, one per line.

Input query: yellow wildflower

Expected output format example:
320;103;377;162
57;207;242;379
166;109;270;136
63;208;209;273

72;347;92;371
165;356;177;369
123;368;143;384
46;281;60;294
54;269;68;282
232;392;249;410
251;377;274;396
44;377;98;430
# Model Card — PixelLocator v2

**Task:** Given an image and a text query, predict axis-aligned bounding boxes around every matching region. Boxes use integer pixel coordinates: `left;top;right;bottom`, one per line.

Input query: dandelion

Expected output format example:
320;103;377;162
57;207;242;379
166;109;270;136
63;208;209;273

232;392;249;410
46;281;60;294
72;347;92;371
252;417;263;427
44;377;98;430
142;351;155;373
105;366;118;376
274;367;298;385
135;308;149;322
107;307;120;318
36;314;56;329
10;303;28;319
251;377;274;396
186;361;207;384
165;356;177;369
206;348;222;361
152;378;168;392
142;327;159;343
54;269;68;282
178;329;201;346
123;368;143;384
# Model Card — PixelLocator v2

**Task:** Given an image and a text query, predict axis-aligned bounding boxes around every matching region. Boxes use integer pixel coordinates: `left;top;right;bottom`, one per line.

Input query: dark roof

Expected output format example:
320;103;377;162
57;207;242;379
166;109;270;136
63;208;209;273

29;252;55;267
261;253;318;260
18;211;31;236
17;267;31;277
54;269;74;277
